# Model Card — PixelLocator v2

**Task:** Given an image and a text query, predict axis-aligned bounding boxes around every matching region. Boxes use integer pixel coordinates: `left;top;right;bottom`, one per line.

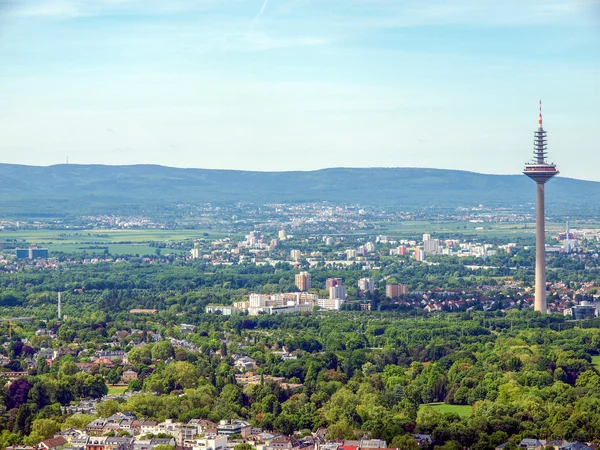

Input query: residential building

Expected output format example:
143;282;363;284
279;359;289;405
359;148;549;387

96;350;126;361
266;436;300;450
140;420;158;436
215;420;250;436
358;278;375;293
104;437;134;450
386;284;409;299
415;248;426;261
329;285;346;300
290;250;301;261
121;370;138;383
233;356;256;371
185;434;227;450
205;305;235;315
86;437;108;450
326;278;343;289
318;298;344;310
39;437;68;450
249;294;272;308
295;272;311;291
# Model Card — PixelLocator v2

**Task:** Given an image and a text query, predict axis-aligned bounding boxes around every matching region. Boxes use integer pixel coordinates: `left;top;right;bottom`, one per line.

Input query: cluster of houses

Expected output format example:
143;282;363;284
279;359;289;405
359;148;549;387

496;439;593;450
4;412;395;450
6;414;595;450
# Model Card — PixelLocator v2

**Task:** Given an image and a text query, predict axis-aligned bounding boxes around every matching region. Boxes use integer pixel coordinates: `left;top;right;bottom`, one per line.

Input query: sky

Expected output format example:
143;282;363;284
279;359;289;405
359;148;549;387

0;0;599;179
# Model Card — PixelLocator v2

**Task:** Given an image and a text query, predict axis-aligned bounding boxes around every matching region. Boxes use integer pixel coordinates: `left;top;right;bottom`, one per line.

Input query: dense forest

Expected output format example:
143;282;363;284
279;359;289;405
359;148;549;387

3;308;600;449
1;254;600;449
1;164;600;215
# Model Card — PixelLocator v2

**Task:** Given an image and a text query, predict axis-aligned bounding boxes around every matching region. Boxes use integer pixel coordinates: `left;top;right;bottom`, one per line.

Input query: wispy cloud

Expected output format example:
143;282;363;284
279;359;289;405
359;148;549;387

253;0;269;22
9;0;596;25
9;0;220;18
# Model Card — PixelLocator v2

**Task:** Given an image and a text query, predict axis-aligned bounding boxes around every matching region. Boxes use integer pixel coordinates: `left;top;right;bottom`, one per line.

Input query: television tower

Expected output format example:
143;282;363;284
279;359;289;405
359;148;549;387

523;101;559;313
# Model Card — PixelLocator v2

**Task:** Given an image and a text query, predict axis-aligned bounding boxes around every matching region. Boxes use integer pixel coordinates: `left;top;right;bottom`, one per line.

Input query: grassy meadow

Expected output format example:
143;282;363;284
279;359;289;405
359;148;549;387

420;403;473;418
0;228;233;256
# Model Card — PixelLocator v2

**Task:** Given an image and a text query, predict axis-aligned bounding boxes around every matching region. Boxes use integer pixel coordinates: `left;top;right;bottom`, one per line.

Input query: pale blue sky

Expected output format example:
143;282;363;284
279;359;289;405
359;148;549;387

0;0;599;179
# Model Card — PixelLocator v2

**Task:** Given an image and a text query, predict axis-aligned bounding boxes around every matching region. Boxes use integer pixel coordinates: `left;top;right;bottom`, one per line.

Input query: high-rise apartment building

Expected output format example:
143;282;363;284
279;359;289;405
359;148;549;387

290;249;302;261
415;248;426;261
326;278;343;289
358;278;375;293
386;283;408;299
423;234;439;255
329;285;347;300
295;271;312;291
278;230;287;240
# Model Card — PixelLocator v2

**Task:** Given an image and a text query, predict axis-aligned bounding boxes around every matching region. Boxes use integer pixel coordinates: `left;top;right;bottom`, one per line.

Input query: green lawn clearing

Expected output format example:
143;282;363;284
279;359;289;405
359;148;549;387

107;385;128;395
420;403;472;418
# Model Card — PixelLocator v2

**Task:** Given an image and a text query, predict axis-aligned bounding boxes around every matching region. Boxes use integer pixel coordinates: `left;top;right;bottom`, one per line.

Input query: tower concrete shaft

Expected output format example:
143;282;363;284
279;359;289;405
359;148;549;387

535;183;547;313
523;101;558;313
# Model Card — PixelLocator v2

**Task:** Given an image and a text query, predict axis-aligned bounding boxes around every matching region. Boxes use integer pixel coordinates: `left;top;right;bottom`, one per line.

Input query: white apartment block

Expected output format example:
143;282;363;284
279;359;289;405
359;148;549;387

318;298;344;310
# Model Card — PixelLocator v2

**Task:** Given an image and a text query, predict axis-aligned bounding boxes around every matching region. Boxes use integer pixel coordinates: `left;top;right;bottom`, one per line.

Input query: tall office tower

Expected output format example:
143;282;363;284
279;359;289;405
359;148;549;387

523;101;559;313
295;271;312;291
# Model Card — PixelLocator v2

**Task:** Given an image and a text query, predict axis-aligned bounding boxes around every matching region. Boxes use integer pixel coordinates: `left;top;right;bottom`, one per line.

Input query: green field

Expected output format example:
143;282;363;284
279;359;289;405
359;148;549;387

420;403;472;418
0;228;236;256
374;219;579;241
107;385;128;395
0;228;230;242
592;356;600;370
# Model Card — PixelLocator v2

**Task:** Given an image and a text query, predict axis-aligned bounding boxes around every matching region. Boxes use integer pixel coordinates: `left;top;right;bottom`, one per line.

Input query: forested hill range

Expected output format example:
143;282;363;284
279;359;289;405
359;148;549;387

0;163;599;216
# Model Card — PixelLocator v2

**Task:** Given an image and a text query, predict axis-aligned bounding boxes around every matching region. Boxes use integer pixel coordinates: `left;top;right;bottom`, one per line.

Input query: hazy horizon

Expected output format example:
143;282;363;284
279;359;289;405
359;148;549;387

1;1;599;180
2;162;600;184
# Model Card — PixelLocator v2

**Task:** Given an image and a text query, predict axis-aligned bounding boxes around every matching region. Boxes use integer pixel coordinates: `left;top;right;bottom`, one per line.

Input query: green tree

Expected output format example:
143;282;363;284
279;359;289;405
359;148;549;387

390;435;420;450
30;418;60;440
152;341;175;361
97;400;122;417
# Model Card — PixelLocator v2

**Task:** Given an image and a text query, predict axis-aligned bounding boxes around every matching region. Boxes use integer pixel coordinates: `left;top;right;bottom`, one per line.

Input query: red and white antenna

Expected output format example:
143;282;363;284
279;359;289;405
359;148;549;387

538;100;543;128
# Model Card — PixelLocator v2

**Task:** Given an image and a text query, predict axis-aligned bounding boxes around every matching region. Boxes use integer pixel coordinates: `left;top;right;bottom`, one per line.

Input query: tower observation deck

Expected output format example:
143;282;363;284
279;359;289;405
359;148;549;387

523;101;558;313
523;101;559;183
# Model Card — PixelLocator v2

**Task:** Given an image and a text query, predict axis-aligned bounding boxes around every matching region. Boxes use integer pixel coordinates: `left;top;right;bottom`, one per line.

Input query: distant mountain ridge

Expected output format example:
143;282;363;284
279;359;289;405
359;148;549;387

0;164;597;216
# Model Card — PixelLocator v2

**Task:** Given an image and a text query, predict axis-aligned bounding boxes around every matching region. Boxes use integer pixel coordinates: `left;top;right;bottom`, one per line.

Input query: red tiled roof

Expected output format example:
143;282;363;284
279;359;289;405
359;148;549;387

40;436;67;449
